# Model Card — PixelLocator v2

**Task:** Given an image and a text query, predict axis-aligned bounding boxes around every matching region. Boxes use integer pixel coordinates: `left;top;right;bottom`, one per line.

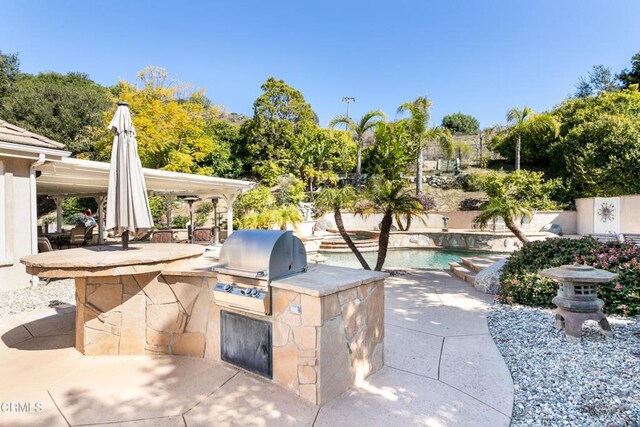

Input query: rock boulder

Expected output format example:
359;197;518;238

474;258;508;294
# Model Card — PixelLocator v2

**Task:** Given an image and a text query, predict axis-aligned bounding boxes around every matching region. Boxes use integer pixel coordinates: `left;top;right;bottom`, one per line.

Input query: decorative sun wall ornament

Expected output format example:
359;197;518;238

597;202;615;223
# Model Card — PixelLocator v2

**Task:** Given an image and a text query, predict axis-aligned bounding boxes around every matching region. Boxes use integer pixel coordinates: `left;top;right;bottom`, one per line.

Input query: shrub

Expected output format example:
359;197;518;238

499;237;640;316
463;171;489;192
416;192;436;211
172;215;189;229
482;170;569;210
195;202;213;226
148;196;166;225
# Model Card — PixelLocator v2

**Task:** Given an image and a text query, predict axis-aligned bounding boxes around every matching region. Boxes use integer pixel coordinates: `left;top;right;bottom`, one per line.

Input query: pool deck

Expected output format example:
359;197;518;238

0;269;513;427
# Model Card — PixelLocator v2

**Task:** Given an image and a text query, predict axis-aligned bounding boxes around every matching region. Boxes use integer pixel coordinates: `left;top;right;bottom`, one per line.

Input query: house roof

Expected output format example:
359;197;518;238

0;120;67;150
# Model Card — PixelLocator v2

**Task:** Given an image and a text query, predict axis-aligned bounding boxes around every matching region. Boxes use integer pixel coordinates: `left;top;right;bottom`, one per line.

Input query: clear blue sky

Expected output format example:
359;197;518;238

1;0;639;128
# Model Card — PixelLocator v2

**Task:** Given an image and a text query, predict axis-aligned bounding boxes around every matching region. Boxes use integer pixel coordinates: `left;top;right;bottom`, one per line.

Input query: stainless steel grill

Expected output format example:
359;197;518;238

213;230;307;315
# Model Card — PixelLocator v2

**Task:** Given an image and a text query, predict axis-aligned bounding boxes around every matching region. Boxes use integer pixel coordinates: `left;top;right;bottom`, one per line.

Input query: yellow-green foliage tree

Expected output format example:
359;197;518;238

97;67;223;175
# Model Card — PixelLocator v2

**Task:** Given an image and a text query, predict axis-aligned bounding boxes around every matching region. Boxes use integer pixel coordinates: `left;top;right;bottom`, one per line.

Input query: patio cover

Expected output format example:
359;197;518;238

35;157;254;240
36;157;253;198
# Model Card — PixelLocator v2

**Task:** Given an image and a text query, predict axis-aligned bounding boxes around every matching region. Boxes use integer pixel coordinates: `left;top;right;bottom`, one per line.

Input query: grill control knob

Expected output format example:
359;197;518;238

251;288;259;297
223;284;232;292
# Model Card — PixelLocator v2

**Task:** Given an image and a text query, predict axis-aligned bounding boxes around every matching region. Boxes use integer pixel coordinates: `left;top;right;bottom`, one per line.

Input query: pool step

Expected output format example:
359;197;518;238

461;255;507;273
448;262;477;285
319;238;379;253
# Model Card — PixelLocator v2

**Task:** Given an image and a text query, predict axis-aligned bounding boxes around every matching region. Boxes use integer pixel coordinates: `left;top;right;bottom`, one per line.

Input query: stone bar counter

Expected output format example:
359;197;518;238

21;244;206;355
21;248;387;406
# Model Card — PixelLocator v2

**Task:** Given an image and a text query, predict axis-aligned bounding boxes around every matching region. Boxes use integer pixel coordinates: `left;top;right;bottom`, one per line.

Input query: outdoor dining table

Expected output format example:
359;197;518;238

42;231;70;249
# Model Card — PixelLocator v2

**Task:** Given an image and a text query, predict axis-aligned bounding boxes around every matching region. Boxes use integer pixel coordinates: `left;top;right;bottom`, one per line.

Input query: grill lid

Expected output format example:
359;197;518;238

216;230;307;281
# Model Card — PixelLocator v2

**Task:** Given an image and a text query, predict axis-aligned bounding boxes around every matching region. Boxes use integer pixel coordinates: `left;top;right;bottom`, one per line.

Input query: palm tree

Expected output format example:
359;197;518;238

367;177;425;270
272;205;303;230
329;110;386;186
398;97;454;194
473;196;532;244
315;186;371;270
505;107;558;171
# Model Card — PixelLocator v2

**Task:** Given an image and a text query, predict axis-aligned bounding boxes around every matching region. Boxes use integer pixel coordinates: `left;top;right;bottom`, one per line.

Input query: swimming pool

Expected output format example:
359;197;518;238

320;248;487;269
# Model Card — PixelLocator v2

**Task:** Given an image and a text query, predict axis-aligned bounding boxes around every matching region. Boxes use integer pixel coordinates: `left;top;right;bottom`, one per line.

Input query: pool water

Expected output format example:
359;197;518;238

320;248;485;269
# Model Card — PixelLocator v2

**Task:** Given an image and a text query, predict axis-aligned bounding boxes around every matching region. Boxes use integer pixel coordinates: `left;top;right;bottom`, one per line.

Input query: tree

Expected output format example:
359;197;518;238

298;127;355;194
329;109;386;186
240;77;317;184
474;196;532;244
315;187;371;270
574;65;620;98
442;112;480;135
1;71;111;156
96;66;227;175
0;50;20;109
366;177;425;270
364;121;413;182
618;51;640;89
505;106;558;170
398;97;453;193
549;87;640;196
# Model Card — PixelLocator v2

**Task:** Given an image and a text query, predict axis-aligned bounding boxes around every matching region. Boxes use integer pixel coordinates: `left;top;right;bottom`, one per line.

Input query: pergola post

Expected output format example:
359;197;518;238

163;194;176;229
222;192;238;236
94;195;107;245
52;196;66;233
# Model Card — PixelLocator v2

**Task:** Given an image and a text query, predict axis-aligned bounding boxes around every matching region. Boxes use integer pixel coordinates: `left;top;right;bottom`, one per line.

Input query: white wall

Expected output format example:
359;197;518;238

576;196;640;235
0;157;36;291
319;210;577;234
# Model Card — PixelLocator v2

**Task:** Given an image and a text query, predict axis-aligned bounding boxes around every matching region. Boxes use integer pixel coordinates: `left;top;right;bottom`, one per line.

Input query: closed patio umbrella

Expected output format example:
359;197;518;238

106;102;153;249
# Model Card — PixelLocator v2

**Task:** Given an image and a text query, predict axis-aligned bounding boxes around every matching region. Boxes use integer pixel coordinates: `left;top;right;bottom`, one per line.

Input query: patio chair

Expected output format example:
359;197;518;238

620;233;640;243
151;230;175;243
37;237;54;253
83;225;96;245
193;227;212;245
67;226;87;248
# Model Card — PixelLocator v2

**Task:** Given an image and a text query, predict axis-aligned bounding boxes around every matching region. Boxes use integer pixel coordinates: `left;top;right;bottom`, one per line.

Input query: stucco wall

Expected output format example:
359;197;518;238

0;157;36;291
575;198;595;235
319;210;577;234
576;196;640;235
620;196;640;233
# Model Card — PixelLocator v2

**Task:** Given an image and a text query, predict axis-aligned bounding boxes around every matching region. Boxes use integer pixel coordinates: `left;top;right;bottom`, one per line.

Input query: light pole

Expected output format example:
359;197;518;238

342;96;355;122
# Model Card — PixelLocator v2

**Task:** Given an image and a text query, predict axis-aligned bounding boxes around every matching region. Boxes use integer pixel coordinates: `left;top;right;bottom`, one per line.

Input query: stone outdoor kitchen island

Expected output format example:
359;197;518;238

21;241;386;406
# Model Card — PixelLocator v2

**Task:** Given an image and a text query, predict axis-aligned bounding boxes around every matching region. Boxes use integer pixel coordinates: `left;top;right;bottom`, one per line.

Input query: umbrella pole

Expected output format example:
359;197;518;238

122;232;129;250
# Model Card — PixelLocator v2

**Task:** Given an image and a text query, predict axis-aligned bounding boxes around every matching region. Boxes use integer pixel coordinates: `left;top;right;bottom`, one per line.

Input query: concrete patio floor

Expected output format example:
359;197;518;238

0;270;513;427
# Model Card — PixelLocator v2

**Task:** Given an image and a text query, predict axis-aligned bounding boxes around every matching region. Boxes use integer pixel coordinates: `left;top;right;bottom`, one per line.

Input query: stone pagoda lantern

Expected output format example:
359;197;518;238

540;264;618;342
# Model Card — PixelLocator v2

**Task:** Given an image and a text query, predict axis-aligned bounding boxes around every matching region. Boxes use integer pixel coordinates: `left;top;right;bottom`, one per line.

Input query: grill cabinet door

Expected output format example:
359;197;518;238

220;311;272;378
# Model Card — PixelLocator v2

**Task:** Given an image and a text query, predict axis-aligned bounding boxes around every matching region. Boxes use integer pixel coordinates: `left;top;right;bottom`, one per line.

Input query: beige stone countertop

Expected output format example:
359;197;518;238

270;264;388;297
21;244;205;278
21;243;205;268
161;256;220;278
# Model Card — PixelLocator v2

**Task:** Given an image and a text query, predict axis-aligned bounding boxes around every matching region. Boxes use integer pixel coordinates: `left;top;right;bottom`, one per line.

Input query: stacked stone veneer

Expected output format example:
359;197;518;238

355;230;549;252
74;271;384;406
75;272;212;357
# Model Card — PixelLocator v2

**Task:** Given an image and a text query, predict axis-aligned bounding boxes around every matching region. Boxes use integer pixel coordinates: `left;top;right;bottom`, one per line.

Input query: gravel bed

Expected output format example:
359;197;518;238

488;305;640;427
0;279;75;317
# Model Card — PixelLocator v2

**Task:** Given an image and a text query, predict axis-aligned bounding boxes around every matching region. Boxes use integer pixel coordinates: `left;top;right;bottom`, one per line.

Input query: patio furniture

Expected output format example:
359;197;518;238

193;227;212;245
589;233;621;243
37;237;54;253
67;227;87;248
435;158;460;175
621;233;640;243
151;230;174;243
44;231;71;249
134;230;153;241
84;225;96;245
